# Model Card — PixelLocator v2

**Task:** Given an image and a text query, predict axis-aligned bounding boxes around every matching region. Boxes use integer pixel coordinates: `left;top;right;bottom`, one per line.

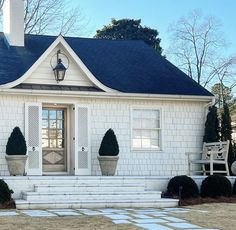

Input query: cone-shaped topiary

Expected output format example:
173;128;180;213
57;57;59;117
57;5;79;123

0;179;13;204
6;127;27;155
99;129;119;156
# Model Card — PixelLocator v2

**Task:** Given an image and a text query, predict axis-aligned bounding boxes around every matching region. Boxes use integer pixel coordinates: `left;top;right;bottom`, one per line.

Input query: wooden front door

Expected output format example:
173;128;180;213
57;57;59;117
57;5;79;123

42;107;67;173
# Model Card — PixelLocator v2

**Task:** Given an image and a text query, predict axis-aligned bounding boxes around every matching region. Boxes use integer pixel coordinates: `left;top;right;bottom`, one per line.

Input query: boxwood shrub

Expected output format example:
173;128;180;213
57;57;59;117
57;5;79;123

167;175;199;199
233;179;236;195
0;179;14;204
201;175;232;198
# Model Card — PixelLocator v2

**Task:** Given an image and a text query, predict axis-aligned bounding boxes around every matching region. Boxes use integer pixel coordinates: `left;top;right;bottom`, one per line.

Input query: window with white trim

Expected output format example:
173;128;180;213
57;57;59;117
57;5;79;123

132;109;161;150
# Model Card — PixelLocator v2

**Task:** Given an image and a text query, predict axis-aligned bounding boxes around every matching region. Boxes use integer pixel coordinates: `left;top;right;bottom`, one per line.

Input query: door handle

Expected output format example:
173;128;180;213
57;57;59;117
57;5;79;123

82;147;85;151
32;147;35;151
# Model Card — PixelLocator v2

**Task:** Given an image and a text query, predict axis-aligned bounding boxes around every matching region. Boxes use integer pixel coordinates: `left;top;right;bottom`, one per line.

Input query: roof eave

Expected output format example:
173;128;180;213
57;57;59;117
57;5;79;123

0;88;214;102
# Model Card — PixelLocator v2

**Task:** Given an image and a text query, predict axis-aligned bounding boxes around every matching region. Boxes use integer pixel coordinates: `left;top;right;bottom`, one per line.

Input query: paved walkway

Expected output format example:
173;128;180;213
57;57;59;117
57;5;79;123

0;207;218;230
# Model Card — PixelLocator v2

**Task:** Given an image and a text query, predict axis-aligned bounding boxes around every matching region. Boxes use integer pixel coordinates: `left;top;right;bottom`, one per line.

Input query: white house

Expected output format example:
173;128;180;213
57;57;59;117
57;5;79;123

0;0;213;178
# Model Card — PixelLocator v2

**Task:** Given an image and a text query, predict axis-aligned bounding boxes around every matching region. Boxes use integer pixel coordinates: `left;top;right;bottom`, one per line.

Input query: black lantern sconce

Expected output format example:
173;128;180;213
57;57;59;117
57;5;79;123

50;50;69;83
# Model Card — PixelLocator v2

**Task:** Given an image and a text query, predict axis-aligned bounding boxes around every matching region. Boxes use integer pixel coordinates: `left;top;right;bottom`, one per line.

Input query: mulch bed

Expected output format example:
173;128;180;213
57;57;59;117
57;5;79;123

180;195;236;206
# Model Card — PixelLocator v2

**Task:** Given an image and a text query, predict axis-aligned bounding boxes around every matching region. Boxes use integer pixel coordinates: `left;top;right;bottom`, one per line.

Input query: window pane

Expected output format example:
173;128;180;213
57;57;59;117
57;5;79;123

49;139;57;148
42;129;48;138
57;120;63;129
57;110;63;119
142;130;151;139
133;110;142;118
42;139;49;148
142;139;151;148
151;130;158;139
133;118;141;129
57;129;63;138
133;130;142;138
50;120;56;128
150;139;159;149
49;129;57;138
57;139;64;148
42;120;48;128
133;139;141;148
142;110;150;119
49;110;56;119
142;119;153;129
42;110;48;119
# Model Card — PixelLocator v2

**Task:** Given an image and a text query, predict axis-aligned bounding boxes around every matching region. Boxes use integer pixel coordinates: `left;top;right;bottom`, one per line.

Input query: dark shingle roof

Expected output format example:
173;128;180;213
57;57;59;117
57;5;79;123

0;33;212;96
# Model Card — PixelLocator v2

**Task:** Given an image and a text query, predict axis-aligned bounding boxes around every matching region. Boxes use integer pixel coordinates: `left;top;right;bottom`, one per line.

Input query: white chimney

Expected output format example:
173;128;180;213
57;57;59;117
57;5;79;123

3;0;24;47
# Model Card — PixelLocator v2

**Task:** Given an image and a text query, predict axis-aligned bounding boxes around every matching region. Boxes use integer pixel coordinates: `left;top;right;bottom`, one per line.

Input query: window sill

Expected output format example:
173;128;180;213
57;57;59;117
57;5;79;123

131;148;163;153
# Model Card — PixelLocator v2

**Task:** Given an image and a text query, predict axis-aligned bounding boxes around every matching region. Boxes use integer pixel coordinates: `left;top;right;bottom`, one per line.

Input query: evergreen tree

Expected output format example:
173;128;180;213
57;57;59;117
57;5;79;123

221;103;235;172
221;103;232;141
203;105;220;143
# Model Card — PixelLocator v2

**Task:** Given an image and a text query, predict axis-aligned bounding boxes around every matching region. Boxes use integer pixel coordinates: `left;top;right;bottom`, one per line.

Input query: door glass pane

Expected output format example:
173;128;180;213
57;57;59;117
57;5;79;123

49;110;56;119
49;139;57;148
42;129;48;138
42;120;48;128
42;110;48;119
57;130;63;138
57;139;63;148
50;120;57;128
57;110;63;119
42;139;49;148
49;129;57;138
57;120;63;129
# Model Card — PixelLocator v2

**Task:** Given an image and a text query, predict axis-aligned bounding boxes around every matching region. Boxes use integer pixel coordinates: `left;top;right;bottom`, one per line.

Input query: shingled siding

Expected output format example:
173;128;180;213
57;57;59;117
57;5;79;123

0;94;206;176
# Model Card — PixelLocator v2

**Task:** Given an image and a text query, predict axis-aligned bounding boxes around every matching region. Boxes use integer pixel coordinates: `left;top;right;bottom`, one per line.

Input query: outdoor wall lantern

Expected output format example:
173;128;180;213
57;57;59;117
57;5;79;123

51;50;69;83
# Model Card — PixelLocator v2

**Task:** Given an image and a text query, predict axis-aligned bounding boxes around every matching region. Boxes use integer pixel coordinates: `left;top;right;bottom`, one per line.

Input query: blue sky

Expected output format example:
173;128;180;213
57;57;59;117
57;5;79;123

75;0;236;56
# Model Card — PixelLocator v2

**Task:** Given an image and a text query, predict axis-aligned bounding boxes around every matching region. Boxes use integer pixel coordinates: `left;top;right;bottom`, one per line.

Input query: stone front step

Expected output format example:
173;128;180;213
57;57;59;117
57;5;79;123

15;198;179;209
22;191;162;201
34;184;146;192
14;176;179;209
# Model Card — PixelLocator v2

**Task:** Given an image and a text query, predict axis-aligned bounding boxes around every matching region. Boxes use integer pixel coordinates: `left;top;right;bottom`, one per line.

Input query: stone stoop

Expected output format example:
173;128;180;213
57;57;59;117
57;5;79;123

15;177;178;209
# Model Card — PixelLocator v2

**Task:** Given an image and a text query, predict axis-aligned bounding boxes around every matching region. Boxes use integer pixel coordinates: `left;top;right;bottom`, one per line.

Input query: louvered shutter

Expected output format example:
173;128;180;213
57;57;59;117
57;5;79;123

74;105;91;175
25;103;42;175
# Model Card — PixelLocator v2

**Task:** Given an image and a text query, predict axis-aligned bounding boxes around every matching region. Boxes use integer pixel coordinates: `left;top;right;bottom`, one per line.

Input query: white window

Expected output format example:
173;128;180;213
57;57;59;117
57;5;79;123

132;108;161;150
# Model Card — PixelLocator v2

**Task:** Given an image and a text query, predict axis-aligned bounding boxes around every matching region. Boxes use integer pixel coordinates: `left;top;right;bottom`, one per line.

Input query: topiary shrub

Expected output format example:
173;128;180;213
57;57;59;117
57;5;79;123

0;179;14;204
6;127;27;155
167;175;199;199
233;179;236;195
99;129;119;156
201;175;232;198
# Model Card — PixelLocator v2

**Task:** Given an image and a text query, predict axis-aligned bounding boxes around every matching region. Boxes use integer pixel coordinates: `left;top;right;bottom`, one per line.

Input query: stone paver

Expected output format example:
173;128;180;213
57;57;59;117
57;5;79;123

0;208;219;230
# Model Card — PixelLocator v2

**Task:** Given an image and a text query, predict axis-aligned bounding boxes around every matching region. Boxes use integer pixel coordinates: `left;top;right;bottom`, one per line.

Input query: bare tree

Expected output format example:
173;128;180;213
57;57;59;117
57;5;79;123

1;0;90;36
0;0;4;10
167;10;235;88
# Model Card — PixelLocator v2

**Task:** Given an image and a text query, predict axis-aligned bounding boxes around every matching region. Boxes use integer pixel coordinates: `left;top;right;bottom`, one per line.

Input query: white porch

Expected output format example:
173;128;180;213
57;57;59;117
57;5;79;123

3;176;179;209
2;175;235;209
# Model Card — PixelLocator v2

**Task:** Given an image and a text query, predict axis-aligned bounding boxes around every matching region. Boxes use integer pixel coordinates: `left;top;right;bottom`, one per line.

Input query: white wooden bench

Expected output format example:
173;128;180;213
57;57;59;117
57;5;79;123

187;141;230;176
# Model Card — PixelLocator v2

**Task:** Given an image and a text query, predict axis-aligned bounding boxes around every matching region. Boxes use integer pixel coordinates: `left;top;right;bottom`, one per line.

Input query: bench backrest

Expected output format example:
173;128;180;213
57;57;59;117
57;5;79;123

202;140;230;161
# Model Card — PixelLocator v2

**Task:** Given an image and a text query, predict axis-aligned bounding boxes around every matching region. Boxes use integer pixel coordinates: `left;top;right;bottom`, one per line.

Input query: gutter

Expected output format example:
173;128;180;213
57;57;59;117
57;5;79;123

0;88;214;102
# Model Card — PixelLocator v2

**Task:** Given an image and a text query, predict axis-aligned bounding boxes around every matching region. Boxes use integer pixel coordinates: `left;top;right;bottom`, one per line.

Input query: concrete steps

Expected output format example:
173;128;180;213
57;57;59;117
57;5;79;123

15;177;178;209
22;190;162;201
15;198;178;209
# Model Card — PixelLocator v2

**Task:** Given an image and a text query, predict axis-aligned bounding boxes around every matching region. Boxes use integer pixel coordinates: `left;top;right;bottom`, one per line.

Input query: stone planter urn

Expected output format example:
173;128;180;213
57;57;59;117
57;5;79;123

231;161;236;176
98;129;119;176
97;155;119;176
5;127;27;176
5;155;28;176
